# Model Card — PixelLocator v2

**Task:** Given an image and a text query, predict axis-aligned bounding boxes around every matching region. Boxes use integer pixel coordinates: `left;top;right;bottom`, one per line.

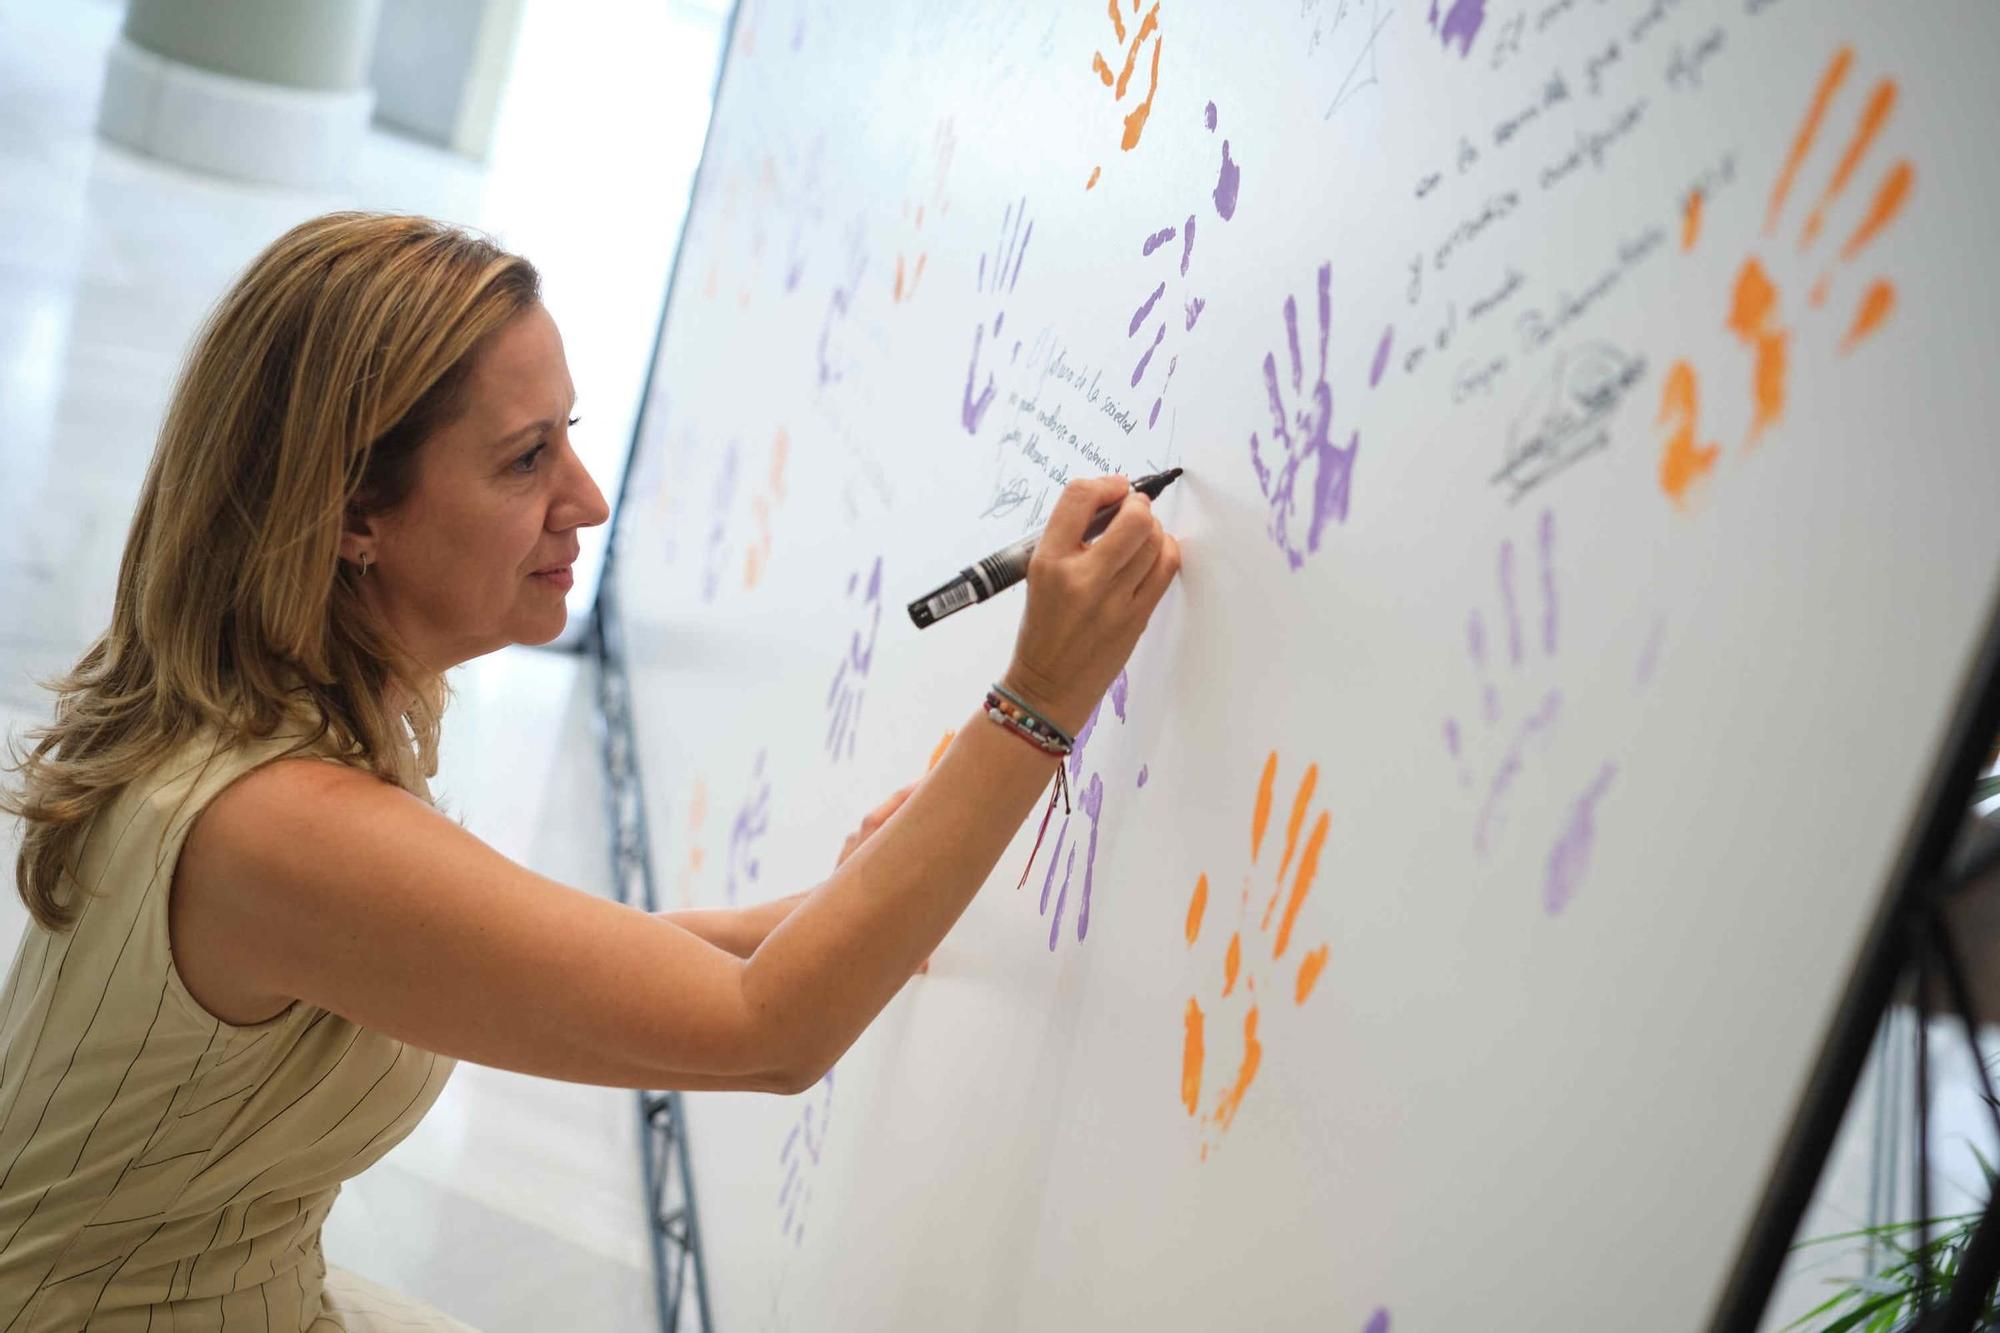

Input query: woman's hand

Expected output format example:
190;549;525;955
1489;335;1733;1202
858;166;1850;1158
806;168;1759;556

836;784;917;866
1002;475;1182;736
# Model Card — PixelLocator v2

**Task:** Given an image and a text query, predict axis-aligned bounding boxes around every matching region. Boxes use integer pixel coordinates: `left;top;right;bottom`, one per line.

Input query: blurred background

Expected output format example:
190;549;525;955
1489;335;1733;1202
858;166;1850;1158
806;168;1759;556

0;1;724;1325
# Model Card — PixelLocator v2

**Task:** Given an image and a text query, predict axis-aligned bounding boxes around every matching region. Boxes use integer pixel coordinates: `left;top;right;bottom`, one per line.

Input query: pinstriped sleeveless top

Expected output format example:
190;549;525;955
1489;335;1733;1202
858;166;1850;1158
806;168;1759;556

0;726;470;1330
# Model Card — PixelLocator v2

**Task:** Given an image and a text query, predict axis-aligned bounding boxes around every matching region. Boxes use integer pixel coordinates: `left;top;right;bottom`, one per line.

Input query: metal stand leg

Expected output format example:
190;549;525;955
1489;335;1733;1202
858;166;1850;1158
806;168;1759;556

593;597;715;1333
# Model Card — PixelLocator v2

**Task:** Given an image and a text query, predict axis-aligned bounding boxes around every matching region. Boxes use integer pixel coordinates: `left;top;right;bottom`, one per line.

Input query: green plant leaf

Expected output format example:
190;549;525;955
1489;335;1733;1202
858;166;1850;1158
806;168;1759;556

1819;1289;1904;1333
1785;1286;1864;1330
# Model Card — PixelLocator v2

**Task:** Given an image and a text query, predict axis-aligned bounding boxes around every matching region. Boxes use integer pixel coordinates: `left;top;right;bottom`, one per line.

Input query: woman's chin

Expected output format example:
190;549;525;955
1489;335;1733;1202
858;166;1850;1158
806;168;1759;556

515;609;567;647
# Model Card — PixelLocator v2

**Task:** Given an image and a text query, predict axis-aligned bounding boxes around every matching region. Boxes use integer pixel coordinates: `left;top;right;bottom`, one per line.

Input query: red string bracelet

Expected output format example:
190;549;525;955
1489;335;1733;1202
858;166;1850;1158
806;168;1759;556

982;686;1072;891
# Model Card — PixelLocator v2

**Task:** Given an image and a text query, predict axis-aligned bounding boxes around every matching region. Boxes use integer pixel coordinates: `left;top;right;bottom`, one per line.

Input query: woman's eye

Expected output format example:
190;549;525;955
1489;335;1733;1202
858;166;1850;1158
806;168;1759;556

512;443;547;474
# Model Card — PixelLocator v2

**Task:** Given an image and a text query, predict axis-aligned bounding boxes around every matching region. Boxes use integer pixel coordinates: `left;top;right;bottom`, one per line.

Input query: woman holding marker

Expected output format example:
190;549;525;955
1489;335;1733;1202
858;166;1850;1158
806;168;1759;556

0;212;1180;1330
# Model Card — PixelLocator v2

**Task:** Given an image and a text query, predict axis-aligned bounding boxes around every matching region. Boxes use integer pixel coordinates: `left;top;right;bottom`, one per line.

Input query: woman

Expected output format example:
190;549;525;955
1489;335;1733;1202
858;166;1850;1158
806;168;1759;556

0;213;1179;1330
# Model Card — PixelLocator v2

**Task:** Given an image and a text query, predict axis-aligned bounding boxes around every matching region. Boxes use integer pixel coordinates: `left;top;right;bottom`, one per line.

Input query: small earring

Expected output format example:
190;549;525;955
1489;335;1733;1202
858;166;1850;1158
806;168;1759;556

357;552;373;577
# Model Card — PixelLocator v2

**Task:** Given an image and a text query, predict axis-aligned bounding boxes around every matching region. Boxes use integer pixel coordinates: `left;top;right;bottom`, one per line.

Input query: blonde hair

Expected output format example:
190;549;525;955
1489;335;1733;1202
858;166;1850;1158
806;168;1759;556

3;212;541;931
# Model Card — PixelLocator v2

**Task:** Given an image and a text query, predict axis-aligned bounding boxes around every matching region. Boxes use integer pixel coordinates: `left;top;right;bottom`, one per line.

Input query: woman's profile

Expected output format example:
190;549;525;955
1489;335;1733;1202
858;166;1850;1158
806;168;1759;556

0;212;1178;1329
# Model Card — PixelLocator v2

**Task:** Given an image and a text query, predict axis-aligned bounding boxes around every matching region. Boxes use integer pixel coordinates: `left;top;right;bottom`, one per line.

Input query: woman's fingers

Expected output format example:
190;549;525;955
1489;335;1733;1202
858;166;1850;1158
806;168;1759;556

1105;498;1165;597
1040;475;1131;554
839;783;921;865
1129;531;1183;610
863;784;917;830
1006;473;1181;733
1091;492;1158;585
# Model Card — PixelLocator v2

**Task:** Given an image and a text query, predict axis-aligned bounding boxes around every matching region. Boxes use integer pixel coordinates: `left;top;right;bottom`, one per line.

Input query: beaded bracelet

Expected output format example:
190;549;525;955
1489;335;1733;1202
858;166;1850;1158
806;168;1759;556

983;683;1075;891
984;685;1074;756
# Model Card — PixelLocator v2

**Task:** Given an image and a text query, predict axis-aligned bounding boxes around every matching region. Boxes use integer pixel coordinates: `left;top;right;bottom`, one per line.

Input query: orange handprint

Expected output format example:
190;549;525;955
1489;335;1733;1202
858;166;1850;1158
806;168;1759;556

893;119;955;304
743;428;790;590
1180;751;1333;1160
1085;0;1163;191
1659;43;1913;506
674;778;708;909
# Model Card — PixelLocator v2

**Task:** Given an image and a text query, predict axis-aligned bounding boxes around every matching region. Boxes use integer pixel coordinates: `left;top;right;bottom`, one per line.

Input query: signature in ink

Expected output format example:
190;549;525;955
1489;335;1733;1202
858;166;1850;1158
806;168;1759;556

1491;342;1647;503
981;472;1037;521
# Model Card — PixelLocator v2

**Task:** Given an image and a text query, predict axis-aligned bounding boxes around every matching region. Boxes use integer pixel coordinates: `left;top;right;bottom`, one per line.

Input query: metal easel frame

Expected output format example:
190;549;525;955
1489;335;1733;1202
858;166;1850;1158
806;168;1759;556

583;0;752;1320
1713;586;2000;1332
591;579;715;1333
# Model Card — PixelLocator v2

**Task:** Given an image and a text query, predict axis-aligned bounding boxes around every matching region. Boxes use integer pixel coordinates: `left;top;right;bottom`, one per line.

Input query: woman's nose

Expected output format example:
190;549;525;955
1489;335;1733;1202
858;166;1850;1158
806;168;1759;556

559;449;611;529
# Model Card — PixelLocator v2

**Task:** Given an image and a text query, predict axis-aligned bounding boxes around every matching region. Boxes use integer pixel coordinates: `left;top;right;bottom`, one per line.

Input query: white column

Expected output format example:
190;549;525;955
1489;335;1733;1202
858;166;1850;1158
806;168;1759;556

97;0;384;188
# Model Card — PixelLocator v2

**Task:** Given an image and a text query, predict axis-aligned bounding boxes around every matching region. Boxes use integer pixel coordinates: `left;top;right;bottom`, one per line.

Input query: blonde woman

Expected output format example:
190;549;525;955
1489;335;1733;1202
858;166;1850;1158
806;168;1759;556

0;213;1179;1330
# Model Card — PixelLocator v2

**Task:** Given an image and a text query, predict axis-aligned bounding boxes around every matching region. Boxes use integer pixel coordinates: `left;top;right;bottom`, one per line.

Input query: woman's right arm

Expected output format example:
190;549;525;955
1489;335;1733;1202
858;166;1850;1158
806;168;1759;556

176;477;1179;1093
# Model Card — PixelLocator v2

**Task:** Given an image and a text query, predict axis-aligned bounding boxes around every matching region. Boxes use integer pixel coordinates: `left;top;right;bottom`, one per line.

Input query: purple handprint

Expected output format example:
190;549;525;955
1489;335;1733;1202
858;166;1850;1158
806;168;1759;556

725;750;771;905
1444;509;1560;853
816;227;867;389
1205;100;1240;221
1125;103;1243;432
701;441;742;602
777;1069;834;1246
1428;0;1486;57
780;134;825;295
1248;264;1394;569
1035;670;1132;949
1441;510;1643;918
1545;763;1616;916
825;556;883;761
961;197;1033;436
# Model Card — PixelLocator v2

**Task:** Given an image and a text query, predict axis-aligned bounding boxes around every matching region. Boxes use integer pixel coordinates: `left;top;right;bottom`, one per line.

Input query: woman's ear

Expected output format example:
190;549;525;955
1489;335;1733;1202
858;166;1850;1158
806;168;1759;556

338;508;376;568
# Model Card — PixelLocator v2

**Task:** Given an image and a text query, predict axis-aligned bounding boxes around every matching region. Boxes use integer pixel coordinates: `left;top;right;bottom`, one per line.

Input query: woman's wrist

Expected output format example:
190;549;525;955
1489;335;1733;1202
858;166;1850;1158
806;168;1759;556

996;661;1092;739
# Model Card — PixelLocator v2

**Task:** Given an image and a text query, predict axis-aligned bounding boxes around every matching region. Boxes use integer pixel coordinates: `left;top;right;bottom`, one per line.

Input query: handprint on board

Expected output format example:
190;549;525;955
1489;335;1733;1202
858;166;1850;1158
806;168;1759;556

673;778;708;909
817;229;868;390
1658;43;1913;507
1084;0;1163;191
1426;0;1486;58
777;1069;834;1246
893;118;955;305
735;0;813;59
961;198;1033;436
701;441;742;603
1033;670;1135;950
1440;508;1628;916
1181;751;1333;1161
1248;263;1396;569
743;429;791;590
825;556;884;762
1122;102;1244;432
725;752;772;906
696;147;750;309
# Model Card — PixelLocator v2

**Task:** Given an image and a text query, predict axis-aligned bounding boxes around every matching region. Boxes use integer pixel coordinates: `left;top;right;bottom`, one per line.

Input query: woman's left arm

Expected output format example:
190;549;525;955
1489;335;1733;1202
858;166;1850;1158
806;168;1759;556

652;785;917;958
658;896;804;959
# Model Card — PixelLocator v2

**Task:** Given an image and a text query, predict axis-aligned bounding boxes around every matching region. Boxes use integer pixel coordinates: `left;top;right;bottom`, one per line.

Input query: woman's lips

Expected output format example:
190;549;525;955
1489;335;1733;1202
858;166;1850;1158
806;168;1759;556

530;565;574;591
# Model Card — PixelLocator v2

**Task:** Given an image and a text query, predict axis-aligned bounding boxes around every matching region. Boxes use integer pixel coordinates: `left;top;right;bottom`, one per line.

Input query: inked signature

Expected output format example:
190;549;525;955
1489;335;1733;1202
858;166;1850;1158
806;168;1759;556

1492;342;1646;503
982;471;1033;519
982;469;1050;531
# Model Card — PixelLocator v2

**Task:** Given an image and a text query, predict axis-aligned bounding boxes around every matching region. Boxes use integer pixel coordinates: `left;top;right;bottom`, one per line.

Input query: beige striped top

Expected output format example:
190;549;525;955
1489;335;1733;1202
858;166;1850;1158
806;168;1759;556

0;726;471;1331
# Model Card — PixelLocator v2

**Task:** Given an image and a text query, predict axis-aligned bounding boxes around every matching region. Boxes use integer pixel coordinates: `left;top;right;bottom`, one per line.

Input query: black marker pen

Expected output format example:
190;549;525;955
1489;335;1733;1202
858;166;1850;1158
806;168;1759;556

907;468;1183;629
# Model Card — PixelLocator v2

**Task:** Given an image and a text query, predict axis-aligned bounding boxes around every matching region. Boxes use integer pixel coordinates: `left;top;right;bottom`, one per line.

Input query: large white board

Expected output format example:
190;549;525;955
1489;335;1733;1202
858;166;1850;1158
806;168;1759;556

609;1;2000;1327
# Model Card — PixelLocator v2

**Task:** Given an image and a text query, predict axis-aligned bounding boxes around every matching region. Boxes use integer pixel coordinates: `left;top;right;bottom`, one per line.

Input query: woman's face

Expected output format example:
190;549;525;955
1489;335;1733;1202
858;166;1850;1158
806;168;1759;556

347;303;609;670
